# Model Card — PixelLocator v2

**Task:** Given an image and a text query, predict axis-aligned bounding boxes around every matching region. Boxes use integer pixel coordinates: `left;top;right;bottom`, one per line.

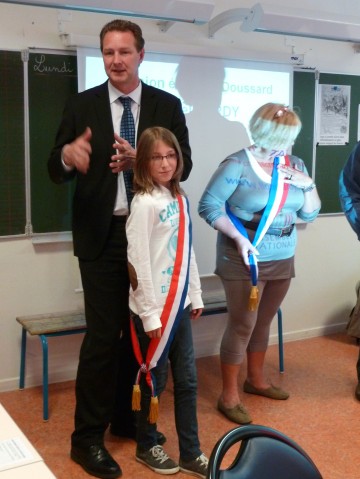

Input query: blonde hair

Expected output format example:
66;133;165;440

249;103;302;150
134;127;184;197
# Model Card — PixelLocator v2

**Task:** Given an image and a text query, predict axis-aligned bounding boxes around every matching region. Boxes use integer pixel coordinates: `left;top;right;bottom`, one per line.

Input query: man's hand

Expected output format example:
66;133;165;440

63;127;92;174
110;132;136;174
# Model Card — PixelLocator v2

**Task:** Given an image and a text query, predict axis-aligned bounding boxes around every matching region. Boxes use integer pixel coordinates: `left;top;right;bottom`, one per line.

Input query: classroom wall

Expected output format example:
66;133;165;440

1;1;360;392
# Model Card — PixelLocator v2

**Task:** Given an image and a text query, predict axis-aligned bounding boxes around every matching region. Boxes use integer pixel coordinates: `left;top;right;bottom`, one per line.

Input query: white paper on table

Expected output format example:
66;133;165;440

0;437;35;471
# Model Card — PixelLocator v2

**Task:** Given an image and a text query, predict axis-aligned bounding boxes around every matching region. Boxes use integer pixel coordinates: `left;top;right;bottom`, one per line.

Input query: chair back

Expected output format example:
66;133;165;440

207;424;322;479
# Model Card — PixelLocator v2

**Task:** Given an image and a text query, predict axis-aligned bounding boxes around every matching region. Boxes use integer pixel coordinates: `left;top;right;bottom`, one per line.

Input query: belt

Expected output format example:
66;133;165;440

244;221;295;237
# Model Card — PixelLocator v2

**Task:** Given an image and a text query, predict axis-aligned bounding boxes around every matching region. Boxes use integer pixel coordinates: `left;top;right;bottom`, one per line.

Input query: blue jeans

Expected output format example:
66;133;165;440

133;307;201;461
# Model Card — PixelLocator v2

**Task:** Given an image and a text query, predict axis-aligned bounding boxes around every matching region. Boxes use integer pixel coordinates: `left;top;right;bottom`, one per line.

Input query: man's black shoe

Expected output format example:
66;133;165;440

109;425;166;445
71;444;122;479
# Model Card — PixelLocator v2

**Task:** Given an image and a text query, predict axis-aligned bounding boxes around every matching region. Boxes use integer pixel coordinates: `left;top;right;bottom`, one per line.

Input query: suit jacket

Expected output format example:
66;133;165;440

48;81;192;260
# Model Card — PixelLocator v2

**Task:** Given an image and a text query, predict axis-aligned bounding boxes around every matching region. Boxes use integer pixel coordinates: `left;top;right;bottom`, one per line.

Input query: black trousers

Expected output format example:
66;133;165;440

71;217;138;447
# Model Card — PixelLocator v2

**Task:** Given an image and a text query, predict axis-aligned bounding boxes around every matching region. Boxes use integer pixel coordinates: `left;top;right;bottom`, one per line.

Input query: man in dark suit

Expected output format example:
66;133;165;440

48;19;191;479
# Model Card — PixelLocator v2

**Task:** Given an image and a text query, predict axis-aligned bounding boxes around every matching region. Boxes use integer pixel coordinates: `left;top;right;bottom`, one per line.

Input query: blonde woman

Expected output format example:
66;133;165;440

198;103;321;424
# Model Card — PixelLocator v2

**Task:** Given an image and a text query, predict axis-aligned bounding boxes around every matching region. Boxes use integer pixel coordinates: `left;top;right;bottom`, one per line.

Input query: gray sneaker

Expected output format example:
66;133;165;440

136;445;180;475
179;453;209;478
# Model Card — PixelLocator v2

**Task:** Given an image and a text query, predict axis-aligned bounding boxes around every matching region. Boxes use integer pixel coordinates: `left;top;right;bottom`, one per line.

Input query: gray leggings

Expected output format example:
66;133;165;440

220;278;291;364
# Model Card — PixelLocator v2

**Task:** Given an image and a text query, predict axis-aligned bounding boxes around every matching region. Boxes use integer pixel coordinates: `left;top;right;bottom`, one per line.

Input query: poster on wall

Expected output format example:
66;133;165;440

317;84;350;145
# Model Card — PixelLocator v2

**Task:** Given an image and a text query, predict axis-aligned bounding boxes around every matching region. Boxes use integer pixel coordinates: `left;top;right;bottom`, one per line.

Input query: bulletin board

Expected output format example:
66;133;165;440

292;70;360;214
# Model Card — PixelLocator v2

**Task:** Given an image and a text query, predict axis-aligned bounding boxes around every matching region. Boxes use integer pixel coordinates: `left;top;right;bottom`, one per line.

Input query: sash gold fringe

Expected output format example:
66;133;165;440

148;396;159;424
132;384;141;411
248;285;259;311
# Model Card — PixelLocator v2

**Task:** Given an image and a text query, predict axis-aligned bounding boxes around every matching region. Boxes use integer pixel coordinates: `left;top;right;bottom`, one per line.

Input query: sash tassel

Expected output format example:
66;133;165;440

248;285;259;311
132;384;141;411
132;365;159;423
149;396;159;424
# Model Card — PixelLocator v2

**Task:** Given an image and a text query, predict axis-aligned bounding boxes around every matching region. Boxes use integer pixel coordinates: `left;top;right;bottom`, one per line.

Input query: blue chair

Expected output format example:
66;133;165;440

207;424;322;479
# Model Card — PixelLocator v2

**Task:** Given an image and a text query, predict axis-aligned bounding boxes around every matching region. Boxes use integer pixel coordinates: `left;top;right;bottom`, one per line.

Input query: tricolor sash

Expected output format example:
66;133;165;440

226;155;290;310
130;194;192;422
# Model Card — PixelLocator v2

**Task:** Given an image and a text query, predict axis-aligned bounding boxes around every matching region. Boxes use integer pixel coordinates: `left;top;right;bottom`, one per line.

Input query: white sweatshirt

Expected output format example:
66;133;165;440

126;185;203;332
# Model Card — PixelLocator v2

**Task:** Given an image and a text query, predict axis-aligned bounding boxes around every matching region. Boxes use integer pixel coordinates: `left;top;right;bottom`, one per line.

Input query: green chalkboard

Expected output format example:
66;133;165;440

315;73;360;214
292;70;316;176
28;51;77;233
293;70;360;215
0;50;25;236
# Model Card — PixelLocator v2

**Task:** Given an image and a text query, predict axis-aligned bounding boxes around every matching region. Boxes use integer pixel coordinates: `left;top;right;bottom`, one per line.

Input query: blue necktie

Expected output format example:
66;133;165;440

119;96;135;208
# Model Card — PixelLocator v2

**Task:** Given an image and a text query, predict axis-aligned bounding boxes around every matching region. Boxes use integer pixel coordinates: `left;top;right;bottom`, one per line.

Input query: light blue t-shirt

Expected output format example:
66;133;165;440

198;148;319;262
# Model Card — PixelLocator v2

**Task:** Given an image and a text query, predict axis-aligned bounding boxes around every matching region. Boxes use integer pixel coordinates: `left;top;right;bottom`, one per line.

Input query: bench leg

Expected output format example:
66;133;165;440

39;335;49;421
19;328;27;389
277;308;284;373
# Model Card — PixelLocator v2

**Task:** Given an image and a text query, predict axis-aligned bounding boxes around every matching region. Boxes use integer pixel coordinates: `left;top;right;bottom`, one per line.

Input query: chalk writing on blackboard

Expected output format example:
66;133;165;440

32;54;75;75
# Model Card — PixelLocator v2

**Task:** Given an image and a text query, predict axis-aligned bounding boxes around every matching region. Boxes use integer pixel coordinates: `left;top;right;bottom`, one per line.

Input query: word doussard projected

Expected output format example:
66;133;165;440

77;49;292;275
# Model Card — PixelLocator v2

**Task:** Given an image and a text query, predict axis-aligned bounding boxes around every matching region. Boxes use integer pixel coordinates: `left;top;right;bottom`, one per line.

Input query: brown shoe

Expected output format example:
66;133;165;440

355;383;360;401
243;380;289;400
217;399;252;424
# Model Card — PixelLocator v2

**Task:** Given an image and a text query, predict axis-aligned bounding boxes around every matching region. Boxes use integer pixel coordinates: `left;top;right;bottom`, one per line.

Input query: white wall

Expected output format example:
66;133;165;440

1;1;360;392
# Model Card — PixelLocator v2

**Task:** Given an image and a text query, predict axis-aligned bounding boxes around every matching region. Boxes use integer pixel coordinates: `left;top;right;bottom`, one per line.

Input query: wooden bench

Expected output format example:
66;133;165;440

16;301;283;421
16;310;87;421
